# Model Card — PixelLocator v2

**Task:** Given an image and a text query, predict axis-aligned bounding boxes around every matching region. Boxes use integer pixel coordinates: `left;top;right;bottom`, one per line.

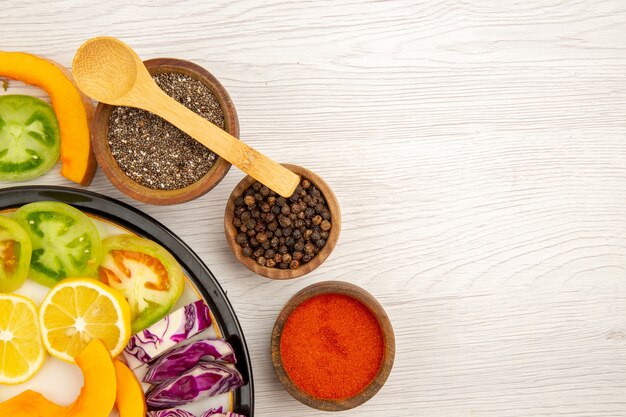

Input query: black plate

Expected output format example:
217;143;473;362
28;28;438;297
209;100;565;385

0;185;254;416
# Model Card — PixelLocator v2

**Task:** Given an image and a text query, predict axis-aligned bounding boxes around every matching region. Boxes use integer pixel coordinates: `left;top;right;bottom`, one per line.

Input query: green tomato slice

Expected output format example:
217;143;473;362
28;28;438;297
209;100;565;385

13;202;102;287
0;216;32;292
98;234;184;333
0;95;61;181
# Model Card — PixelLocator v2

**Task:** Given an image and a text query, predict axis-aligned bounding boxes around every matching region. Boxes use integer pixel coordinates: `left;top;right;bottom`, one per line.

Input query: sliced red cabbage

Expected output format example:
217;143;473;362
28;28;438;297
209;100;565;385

198;407;223;416
147;409;196;417
200;411;246;417
124;300;212;369
144;339;236;383
146;362;244;409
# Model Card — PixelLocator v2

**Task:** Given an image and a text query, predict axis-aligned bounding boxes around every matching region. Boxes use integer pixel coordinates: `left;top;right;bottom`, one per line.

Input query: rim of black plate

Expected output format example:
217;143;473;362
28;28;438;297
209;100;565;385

0;185;254;416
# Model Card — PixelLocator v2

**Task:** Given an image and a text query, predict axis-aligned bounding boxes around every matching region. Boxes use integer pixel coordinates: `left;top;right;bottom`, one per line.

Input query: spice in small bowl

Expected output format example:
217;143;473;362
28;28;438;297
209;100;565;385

224;164;340;279
92;58;239;205
271;281;395;411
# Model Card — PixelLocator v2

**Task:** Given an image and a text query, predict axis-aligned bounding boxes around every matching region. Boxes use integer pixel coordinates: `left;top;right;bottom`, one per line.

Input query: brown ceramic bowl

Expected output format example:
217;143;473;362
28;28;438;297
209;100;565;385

92;58;239;205
271;281;395;411
224;164;340;279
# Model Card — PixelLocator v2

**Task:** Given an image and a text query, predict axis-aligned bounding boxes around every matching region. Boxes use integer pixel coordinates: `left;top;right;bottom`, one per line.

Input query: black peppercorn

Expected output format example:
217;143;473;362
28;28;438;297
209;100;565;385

321;220;332;231
301;179;311;189
311;231;321;242
290;260;300;269
250;238;259;248
265;249;275;259
246;219;256;230
304;243;315;254
253;248;263;258
320;231;329;240
242;246;253;257
260;186;270;197
285;236;295;247
281;205;291;215
294;241;305;252
235;234;247;245
252;182;262;192
312;215;322;225
268;196;276;206
233;218;242;228
276;197;286;207
257;256;266;266
244;195;255;206
282;253;292;263
241;211;251;222
266;258;276;268
293;251;303;261
257;232;268;243
261;203;270;213
279;216;291;227
279;245;288;254
235;196;244;207
278;262;289;269
271;205;281;215
316;239;326;248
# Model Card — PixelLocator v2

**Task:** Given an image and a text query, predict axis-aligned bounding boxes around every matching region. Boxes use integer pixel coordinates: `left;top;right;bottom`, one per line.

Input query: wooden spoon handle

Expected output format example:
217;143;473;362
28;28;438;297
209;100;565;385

142;87;300;197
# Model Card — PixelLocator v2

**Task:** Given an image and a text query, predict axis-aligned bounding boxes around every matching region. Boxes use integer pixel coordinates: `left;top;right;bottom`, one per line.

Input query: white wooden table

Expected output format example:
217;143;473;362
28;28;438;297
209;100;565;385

3;1;626;416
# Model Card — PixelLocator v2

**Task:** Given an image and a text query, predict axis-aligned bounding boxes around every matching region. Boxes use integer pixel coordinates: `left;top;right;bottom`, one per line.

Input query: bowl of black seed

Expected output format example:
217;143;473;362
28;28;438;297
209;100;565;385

92;58;239;205
224;164;341;279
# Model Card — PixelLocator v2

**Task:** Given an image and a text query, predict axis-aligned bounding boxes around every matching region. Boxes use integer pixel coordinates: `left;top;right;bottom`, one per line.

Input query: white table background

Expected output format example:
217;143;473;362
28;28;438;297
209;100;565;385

3;1;626;416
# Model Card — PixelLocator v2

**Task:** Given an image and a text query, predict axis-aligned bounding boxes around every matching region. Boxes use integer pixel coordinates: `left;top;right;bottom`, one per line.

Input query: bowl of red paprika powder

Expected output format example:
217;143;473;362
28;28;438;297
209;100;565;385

271;281;395;411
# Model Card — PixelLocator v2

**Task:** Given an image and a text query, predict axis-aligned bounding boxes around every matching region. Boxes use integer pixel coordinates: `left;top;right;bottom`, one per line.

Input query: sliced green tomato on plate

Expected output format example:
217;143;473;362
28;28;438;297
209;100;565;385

99;234;184;333
0;216;32;292
0;95;61;181
13;202;102;287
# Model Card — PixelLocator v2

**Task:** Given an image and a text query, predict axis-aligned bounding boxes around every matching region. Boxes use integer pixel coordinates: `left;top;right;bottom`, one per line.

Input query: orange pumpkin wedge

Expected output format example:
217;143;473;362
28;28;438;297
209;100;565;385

114;359;147;417
0;51;97;185
68;339;117;417
0;390;66;417
0;340;117;417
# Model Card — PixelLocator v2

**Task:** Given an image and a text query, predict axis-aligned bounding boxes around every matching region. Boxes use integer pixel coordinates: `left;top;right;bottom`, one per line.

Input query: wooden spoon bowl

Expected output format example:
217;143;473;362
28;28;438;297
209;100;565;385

224;164;340;279
92;58;239;205
271;281;395;411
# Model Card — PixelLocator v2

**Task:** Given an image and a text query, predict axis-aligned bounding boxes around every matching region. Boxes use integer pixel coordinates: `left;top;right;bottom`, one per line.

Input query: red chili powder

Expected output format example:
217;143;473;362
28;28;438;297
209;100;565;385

280;293;384;399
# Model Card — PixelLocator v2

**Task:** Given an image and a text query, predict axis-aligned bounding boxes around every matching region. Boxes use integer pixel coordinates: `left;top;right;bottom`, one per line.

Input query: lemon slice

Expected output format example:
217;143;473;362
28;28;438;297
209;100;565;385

0;294;45;384
39;278;131;362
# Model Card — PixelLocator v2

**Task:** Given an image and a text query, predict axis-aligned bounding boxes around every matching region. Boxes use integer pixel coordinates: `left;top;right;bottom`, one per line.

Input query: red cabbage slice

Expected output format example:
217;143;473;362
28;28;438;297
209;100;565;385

198;407;223;416
146;362;244;409
200;412;246;417
124;300;212;369
147;409;196;417
144;339;237;383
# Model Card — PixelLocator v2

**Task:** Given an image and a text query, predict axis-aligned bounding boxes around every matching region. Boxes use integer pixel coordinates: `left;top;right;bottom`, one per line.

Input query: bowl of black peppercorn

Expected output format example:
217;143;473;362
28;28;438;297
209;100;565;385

224;164;341;279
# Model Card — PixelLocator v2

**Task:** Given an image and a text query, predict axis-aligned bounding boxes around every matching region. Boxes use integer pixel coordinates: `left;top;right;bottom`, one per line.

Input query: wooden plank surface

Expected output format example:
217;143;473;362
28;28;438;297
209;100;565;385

2;1;626;415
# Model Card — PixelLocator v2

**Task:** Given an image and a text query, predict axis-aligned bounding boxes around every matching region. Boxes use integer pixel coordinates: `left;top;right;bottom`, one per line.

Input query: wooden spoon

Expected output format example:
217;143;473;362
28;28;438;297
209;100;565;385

72;36;300;198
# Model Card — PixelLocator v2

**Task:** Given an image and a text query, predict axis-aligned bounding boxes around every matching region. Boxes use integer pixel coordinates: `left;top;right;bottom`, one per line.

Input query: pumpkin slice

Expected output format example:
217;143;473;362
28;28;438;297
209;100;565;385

69;339;117;417
0;390;66;417
0;340;117;417
0;51;96;185
114;359;147;417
